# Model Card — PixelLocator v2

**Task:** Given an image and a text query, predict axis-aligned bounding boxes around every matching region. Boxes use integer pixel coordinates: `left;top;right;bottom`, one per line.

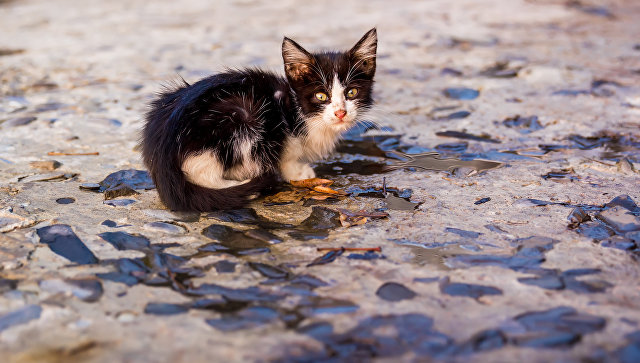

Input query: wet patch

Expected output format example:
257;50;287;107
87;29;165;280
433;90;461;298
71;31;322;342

387;152;503;174
288;207;342;241
446;236;558;271
435;131;501;144
518;268;612;293
55;197;75;204
502;115;543;134
443;87;480;100
569;195;640;253
376;282;417;301
439;277;502;299
144;302;189;315
307;249;344;266
37;224;98;265
510;306;606;348
201;224;271;255
98;232;150;251
0;305;42;332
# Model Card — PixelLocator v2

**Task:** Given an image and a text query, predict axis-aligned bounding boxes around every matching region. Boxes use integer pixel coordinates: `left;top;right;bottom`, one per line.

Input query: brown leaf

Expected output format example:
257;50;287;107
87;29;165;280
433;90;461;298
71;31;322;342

263;190;307;205
340;214;368;227
289;178;333;189
313;185;347;195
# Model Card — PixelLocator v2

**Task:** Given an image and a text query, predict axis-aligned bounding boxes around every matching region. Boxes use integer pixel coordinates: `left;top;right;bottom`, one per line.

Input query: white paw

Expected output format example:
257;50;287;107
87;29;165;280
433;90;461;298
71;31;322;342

281;162;316;181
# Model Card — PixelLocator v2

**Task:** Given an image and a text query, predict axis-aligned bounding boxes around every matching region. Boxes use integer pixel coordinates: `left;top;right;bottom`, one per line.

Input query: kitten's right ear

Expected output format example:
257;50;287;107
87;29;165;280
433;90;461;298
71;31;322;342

282;37;314;81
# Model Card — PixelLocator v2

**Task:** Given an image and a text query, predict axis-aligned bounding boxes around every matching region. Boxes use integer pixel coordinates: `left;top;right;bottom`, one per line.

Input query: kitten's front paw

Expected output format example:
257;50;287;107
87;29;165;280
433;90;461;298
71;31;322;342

281;162;316;181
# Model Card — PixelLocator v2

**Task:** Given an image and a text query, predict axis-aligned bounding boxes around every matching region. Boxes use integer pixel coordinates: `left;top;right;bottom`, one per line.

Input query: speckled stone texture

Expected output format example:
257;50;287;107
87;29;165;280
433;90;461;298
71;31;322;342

1;0;640;362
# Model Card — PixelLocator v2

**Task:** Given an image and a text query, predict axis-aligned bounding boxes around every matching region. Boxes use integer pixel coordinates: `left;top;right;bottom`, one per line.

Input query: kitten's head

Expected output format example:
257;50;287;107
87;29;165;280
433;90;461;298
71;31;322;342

282;28;377;133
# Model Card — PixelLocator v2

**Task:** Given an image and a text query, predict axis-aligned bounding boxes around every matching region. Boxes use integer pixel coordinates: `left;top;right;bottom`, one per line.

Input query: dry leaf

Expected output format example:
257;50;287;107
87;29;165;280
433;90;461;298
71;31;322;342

263;190;307;205
289;178;333;188
340;214;368;227
313;185;346;195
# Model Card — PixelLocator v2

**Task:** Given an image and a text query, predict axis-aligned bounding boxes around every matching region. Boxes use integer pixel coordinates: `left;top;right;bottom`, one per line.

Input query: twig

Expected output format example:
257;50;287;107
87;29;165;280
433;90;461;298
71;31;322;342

48;151;100;156
316;246;382;252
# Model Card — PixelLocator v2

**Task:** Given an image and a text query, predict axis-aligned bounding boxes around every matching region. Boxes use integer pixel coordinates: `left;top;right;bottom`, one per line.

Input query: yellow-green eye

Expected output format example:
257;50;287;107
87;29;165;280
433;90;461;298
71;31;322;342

346;88;358;98
315;92;328;101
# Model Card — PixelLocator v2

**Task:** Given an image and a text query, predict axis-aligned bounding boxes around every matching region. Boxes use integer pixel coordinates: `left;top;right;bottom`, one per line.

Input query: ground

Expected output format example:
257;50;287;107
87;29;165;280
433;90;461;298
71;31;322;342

1;0;640;362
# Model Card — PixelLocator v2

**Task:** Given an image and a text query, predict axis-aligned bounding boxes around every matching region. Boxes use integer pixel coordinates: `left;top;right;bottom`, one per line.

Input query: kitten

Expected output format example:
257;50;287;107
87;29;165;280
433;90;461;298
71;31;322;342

141;28;377;211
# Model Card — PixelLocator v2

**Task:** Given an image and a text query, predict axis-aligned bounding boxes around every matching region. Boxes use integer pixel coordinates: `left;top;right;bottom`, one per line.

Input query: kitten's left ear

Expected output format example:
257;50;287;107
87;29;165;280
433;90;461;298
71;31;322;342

349;28;377;76
282;37;315;82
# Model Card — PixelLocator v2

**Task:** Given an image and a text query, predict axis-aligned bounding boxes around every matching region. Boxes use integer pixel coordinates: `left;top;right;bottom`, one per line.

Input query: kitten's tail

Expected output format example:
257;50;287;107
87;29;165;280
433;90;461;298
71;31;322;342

167;173;278;212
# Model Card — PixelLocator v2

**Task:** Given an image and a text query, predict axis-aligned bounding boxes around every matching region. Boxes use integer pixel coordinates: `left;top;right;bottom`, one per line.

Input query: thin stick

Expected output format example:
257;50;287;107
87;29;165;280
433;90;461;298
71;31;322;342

48;151;100;156
316;247;382;252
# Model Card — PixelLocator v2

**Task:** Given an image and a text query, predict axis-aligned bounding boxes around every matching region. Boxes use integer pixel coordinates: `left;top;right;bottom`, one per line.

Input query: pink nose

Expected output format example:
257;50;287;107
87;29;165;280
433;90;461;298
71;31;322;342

334;109;346;119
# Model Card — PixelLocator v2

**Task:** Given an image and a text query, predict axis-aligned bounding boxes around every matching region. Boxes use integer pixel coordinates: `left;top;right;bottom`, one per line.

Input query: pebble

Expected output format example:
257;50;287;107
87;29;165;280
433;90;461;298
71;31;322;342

143;221;187;234
104;199;136;207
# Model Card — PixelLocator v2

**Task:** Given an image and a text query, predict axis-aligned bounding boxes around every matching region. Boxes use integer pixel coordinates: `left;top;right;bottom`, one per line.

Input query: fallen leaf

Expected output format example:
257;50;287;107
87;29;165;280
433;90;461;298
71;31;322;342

263;190;307;205
313;185;346;195
289;178;333;188
340;214;368;227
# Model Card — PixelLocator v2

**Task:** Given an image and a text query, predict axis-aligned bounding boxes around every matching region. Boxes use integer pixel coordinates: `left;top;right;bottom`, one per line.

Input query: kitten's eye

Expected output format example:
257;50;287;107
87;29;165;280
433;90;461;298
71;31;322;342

315;92;328;101
346;88;358;98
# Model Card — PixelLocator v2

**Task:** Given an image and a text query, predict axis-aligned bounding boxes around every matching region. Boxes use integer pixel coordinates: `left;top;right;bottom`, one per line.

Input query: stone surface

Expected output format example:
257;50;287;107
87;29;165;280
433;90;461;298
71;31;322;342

1;0;640;362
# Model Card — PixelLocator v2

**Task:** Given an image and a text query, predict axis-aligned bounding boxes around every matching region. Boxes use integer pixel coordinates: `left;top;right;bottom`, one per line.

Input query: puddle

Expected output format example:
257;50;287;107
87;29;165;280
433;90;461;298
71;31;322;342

288;207;342;241
55;197;75;204
443;87;480;100
376;282;417;301
502;115;543;134
438;277;502;299
36;224;98;265
568;195;639;253
386;152;503;174
436;131;501;144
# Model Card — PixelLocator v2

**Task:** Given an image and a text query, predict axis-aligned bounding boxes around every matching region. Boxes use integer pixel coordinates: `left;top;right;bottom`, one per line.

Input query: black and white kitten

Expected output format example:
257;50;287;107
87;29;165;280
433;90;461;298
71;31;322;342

142;28;377;211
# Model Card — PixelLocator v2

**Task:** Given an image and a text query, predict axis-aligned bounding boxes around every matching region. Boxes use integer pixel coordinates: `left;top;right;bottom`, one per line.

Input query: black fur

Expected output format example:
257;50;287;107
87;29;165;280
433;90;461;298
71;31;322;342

141;29;377;211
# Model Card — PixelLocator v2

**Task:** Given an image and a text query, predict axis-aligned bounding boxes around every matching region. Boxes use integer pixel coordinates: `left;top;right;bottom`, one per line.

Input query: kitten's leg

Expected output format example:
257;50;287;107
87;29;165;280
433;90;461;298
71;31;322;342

182;152;251;189
280;160;316;181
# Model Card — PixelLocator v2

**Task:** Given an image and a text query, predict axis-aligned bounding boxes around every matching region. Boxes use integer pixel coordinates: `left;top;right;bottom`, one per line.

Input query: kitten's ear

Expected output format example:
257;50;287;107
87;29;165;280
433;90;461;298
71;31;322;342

349;28;377;76
282;37;314;81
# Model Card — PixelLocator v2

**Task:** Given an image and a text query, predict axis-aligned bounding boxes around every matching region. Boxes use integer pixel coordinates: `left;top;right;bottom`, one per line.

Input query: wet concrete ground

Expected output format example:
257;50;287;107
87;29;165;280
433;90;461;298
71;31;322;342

1;0;640;361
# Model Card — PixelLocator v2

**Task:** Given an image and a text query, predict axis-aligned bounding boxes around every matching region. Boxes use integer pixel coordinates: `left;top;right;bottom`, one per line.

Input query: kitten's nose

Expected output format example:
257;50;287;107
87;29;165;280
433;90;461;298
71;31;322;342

334;109;346;120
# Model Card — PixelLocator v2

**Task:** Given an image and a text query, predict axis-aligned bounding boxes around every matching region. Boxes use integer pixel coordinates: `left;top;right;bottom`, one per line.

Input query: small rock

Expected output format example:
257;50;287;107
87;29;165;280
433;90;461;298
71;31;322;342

29;160;62;171
104;199;136;207
0;208;36;233
143;221;187;234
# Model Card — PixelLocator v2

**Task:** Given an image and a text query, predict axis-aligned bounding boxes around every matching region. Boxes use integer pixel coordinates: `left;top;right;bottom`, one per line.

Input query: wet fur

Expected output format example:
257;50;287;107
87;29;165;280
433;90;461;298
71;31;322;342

141;29;377;211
